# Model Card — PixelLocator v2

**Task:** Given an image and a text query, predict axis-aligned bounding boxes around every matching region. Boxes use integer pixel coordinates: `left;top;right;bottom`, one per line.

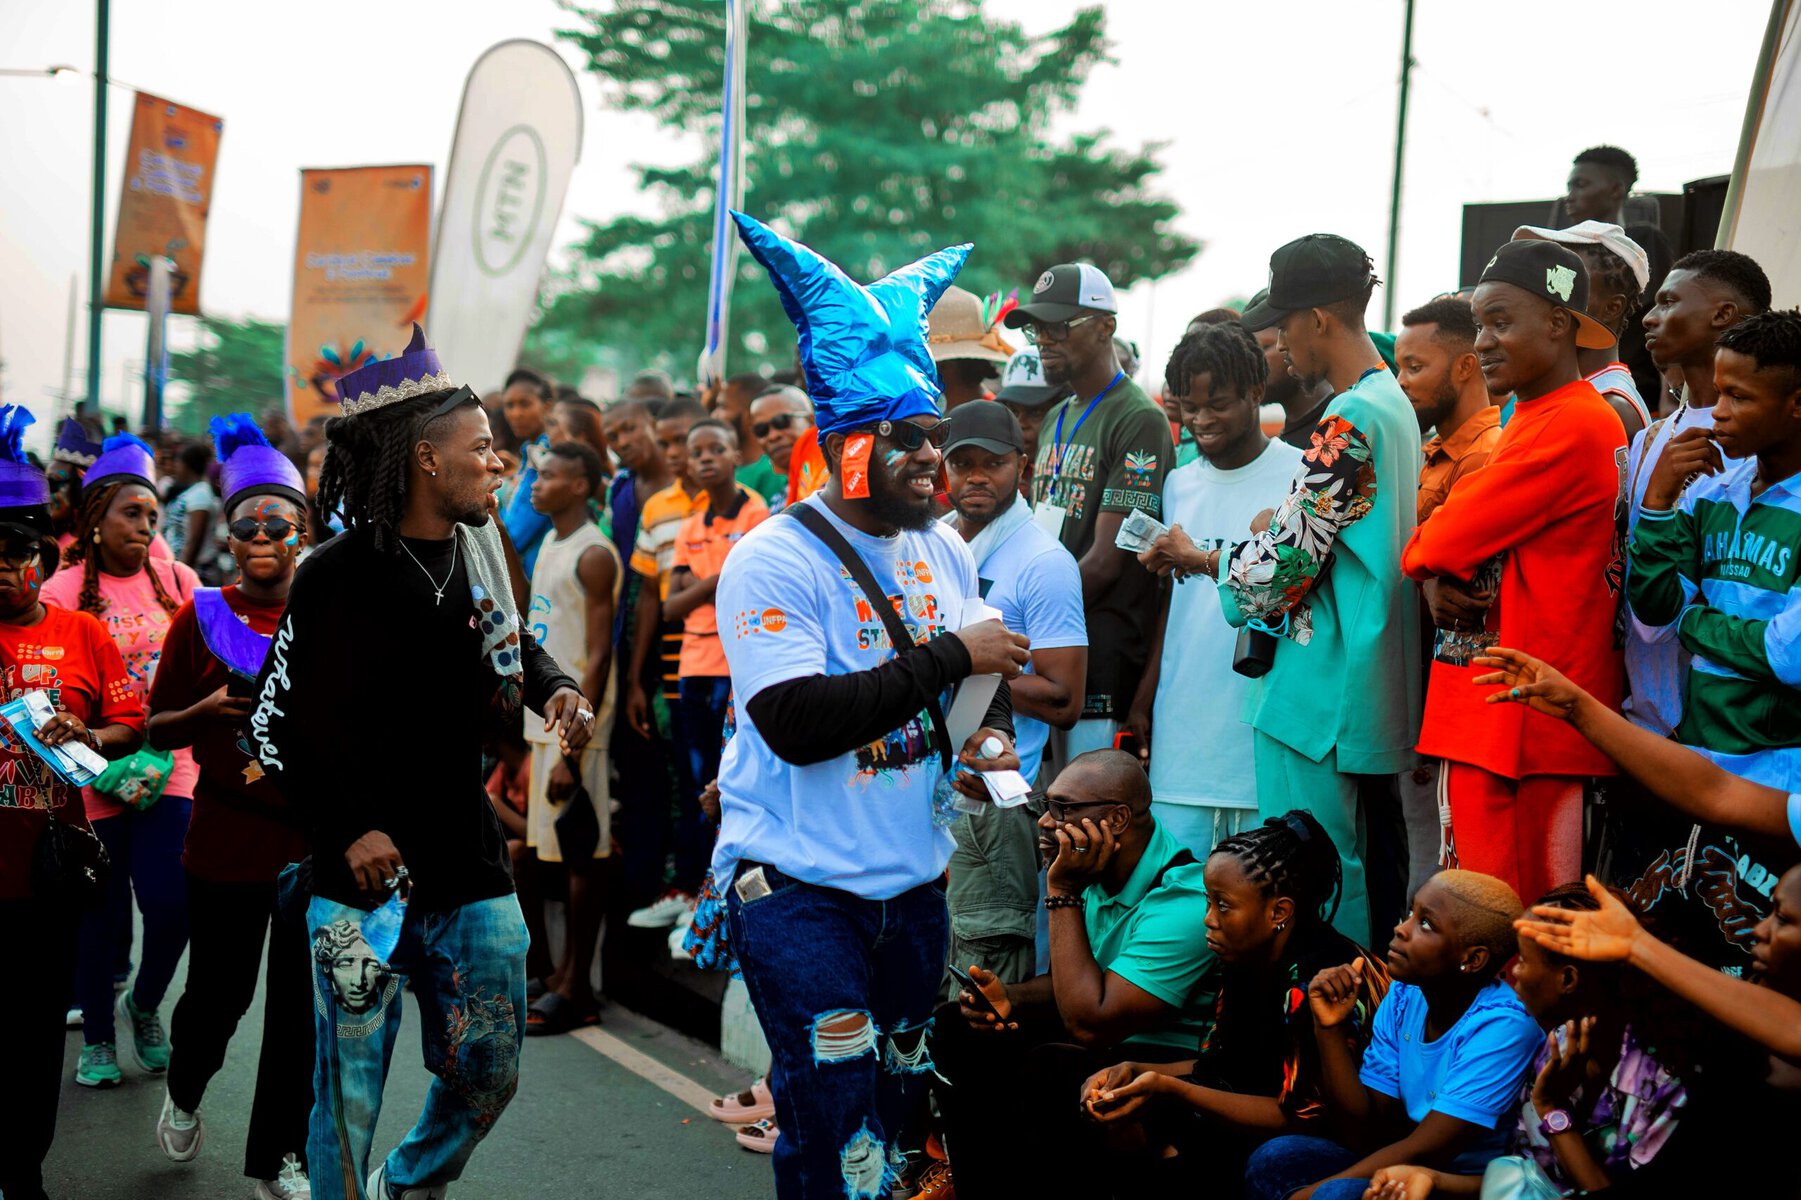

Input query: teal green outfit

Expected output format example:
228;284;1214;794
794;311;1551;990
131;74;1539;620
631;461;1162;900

1216;367;1423;946
736;453;786;508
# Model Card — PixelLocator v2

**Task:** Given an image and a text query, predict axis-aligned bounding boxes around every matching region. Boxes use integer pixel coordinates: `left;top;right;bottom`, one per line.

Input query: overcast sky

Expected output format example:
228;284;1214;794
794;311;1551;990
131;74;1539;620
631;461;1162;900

0;0;1771;447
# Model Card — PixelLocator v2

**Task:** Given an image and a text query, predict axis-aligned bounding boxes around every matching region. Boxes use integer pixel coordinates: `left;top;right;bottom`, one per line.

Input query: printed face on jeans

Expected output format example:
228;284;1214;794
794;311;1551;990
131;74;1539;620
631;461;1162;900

315;919;385;1014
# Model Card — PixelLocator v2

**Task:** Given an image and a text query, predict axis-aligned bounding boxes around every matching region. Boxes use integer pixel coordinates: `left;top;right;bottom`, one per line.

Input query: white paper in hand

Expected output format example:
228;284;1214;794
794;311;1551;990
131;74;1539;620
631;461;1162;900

945;602;1005;751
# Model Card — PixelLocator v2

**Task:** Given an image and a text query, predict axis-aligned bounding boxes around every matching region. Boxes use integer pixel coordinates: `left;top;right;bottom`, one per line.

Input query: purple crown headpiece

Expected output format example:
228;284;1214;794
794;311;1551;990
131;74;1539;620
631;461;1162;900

85;431;158;491
0;406;50;513
210;413;306;514
53;418;103;468
334;324;456;417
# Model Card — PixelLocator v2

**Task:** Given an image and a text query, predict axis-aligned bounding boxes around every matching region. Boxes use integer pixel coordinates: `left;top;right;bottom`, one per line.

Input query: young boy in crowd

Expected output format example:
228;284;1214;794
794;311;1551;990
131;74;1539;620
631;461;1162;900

1629;308;1801;790
624;396;707;929
665;420;768;856
522;441;620;1034
1129;322;1302;853
1245;871;1543;1200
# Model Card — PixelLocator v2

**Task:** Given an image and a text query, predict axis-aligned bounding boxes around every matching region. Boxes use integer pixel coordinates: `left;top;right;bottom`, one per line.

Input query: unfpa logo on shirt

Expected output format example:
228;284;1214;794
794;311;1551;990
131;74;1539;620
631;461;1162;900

733;607;788;638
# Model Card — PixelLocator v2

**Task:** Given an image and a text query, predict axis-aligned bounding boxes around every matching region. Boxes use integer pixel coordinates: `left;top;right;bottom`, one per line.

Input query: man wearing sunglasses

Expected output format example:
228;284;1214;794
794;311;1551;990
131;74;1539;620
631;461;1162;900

716;212;1031;1199
748;387;814;508
1004;263;1173;767
934;749;1215;1198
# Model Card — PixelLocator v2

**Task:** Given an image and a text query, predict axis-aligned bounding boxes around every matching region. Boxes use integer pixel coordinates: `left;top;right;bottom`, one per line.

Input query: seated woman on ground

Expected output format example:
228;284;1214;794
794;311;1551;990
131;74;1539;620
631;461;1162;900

1365;883;1692;1199
1079;810;1385;1188
1242;870;1545;1200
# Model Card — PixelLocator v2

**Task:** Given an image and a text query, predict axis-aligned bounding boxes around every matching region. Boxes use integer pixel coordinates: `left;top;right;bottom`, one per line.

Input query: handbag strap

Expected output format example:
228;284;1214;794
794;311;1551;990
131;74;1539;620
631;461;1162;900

785;503;954;772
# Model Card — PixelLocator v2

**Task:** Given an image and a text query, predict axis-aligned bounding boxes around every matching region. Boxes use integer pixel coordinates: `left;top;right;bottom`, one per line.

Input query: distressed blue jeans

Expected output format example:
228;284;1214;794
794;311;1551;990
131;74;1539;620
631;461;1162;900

305;893;528;1200
729;863;949;1200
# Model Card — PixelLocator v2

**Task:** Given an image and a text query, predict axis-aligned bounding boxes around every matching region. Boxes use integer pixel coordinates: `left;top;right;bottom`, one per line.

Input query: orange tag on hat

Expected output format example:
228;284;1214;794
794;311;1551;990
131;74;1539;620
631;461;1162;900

841;432;873;499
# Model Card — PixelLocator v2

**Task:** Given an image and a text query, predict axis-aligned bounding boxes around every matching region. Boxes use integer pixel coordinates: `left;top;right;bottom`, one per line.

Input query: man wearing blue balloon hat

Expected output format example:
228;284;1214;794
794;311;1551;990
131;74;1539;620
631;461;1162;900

713;212;1029;1198
247;327;592;1200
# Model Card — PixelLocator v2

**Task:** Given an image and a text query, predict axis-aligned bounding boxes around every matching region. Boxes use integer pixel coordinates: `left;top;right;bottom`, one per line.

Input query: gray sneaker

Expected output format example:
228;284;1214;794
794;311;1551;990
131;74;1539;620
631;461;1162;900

367;1160;446;1200
253;1153;312;1199
155;1089;203;1162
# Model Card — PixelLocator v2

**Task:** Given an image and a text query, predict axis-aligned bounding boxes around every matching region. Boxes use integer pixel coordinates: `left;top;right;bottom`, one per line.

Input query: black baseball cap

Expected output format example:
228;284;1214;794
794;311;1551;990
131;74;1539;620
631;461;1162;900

941;400;1025;456
1003;263;1119;328
1476;240;1615;350
1263;234;1378;319
1241;287;1281;333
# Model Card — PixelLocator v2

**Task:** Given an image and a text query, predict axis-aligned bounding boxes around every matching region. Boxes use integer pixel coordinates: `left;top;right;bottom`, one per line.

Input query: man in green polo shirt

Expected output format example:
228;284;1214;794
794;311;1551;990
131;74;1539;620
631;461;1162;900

1194;235;1423;948
933;750;1214;1197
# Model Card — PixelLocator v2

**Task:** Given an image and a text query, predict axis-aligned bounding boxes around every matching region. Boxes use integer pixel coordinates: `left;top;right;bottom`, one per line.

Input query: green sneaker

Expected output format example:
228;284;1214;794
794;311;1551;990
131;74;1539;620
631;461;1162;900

76;1041;122;1088
117;990;170;1073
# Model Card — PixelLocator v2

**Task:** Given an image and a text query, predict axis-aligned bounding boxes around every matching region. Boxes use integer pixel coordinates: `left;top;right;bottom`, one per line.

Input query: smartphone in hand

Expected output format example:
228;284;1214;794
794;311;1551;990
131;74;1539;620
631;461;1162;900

947;964;1000;1017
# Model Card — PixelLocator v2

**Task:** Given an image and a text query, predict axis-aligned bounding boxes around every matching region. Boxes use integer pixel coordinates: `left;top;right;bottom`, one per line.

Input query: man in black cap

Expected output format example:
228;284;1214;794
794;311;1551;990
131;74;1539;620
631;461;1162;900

939;401;1088;987
1243;287;1335;450
1402;238;1627;903
1005;263;1173;764
1182;234;1422;947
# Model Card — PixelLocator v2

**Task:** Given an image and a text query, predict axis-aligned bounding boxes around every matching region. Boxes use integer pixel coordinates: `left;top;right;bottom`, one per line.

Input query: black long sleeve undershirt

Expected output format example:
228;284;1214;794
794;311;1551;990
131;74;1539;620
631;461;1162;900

746;633;1014;766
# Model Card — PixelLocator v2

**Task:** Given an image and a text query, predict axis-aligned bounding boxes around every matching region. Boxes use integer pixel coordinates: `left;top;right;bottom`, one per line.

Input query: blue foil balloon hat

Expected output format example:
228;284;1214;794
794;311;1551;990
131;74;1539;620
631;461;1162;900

730;210;972;436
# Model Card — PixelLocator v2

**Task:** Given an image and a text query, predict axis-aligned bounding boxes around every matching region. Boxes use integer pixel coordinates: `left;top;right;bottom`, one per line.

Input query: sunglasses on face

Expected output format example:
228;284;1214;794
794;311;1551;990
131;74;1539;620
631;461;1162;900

1021;314;1104;346
228;517;296;543
873;419;951;453
752;412;805;439
0;546;40;571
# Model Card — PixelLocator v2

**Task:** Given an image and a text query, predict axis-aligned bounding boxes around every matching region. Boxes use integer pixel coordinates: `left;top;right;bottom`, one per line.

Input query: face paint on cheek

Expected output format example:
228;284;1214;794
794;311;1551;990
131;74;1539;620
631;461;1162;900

881;447;909;470
22;563;40;590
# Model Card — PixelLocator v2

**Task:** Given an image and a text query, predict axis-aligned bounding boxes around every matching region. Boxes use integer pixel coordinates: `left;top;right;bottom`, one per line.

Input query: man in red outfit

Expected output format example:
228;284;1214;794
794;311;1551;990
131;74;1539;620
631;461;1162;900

1401;240;1627;901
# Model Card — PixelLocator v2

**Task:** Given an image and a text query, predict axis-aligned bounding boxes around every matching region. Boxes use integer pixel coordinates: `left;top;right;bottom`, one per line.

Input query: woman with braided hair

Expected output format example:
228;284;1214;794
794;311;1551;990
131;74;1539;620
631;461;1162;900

1079;810;1383;1189
249;326;591;1200
42;433;200;1091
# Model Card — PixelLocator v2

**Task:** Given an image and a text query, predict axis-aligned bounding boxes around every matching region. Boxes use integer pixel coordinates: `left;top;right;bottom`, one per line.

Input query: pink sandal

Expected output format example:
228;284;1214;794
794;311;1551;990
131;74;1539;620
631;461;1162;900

708;1077;775;1124
734;1118;779;1154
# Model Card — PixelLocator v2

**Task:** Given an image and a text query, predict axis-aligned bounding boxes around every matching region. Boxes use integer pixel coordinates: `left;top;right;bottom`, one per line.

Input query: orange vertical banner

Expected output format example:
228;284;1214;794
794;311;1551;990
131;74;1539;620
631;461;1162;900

104;92;223;314
284;165;433;428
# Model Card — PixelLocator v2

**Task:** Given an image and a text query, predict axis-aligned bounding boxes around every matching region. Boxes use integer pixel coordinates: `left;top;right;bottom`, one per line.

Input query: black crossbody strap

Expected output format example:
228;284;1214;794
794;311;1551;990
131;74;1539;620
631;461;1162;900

1147;848;1198;893
786;504;954;772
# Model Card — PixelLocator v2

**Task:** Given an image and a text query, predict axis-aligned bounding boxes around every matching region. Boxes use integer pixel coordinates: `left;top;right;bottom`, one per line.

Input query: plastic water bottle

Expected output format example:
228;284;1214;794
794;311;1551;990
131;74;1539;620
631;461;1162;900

930;736;1005;827
361;890;408;965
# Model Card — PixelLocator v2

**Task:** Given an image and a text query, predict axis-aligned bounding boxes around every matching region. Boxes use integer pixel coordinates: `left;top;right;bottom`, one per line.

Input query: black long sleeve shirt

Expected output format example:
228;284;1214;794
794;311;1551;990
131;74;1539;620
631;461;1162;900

250;527;577;911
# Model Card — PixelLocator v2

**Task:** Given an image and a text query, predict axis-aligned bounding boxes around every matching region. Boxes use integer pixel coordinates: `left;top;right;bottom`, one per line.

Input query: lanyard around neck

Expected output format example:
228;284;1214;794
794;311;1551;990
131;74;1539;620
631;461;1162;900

1046;370;1125;500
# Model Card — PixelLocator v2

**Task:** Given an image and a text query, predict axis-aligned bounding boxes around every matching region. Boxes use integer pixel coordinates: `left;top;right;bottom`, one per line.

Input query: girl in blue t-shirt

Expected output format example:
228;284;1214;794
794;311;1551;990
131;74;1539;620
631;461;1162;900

1244;870;1544;1200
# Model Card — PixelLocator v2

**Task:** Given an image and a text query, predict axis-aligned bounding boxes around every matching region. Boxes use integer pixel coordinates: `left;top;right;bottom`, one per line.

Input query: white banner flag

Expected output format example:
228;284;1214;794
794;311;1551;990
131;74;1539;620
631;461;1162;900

697;0;751;388
429;39;583;395
1720;0;1800;297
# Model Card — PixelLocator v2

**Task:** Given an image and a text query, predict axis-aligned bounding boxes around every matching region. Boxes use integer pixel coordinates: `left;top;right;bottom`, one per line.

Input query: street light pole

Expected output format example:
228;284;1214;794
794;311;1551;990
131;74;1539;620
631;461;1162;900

83;0;109;419
1383;0;1416;331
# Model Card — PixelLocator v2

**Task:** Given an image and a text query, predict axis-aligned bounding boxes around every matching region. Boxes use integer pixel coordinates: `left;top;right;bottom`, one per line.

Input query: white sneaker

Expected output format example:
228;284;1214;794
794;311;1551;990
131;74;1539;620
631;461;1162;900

65;1006;82;1029
156;1089;204;1162
253;1153;311;1199
668;921;694;962
368;1160;446;1200
627;890;695;929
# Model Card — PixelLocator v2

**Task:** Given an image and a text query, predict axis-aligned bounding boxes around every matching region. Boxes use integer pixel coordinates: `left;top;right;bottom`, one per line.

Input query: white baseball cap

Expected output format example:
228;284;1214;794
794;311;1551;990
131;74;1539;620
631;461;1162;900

995;349;1067;408
1512;220;1650;292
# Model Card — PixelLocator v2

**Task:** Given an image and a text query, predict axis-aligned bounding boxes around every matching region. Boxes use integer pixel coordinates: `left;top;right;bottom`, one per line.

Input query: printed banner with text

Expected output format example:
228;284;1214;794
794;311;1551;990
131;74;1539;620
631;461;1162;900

103;92;223;314
285;165;432;427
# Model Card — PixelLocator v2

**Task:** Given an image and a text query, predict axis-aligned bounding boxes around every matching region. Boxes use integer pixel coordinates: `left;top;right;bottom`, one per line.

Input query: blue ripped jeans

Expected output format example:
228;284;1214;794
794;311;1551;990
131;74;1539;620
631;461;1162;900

305;893;528;1200
1244;1135;1368;1200
729;863;949;1200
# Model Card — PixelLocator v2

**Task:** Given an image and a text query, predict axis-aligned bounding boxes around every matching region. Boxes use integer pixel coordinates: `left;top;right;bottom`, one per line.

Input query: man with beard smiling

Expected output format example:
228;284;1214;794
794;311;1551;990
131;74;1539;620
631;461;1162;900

939;400;1087;987
1402;241;1627;904
250;327;591;1200
715;212;1029;1199
1005;262;1173;764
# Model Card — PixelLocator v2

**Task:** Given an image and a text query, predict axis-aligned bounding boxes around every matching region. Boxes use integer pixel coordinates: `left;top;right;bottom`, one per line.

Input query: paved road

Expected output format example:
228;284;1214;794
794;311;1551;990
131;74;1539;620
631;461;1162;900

45;952;775;1200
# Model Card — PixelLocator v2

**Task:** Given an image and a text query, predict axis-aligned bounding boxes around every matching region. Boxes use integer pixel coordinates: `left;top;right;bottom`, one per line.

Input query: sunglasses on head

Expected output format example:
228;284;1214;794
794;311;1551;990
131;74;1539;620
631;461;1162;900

872;419;951;452
751;412;803;439
228;517;296;543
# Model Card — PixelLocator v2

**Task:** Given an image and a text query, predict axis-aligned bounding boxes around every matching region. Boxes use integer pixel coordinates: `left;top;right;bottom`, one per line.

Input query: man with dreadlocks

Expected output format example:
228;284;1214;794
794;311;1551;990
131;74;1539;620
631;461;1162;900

1128;322;1302;855
249;326;591;1200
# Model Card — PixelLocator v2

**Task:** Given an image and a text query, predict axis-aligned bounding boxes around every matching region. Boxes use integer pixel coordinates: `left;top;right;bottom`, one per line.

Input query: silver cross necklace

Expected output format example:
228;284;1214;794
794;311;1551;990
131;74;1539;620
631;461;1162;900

399;536;459;605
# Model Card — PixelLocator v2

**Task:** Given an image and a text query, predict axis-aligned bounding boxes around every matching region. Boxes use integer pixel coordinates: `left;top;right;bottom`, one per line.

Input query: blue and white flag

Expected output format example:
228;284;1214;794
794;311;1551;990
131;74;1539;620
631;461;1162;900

698;0;751;387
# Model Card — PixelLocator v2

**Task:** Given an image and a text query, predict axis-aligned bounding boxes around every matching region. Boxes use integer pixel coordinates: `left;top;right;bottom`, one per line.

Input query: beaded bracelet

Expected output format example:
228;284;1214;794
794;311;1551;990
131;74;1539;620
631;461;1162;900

1044;893;1084;911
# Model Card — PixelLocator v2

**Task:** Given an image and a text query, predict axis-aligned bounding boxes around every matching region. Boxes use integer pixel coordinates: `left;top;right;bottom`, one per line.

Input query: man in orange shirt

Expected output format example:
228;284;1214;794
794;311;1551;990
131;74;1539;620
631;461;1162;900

667;419;769;818
1396;296;1503;525
1402;240;1627;902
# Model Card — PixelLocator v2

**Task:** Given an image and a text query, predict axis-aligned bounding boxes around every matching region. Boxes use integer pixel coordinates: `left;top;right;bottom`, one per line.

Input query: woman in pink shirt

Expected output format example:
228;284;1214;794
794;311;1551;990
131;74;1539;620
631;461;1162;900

41;434;200;1090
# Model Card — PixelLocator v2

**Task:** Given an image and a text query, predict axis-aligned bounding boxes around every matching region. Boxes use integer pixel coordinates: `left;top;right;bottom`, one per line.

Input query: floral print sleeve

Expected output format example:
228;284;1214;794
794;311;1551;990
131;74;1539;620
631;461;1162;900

1222;414;1378;645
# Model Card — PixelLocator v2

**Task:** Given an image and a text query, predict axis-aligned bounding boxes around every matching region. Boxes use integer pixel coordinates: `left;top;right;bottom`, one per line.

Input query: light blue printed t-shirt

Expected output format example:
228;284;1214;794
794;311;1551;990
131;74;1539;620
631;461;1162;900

1360;979;1543;1166
968;517;1086;783
712;495;982;900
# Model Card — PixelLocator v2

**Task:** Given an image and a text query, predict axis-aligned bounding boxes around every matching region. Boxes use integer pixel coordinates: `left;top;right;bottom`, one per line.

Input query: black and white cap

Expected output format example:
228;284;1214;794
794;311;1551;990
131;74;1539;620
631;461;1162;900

1004;263;1119;327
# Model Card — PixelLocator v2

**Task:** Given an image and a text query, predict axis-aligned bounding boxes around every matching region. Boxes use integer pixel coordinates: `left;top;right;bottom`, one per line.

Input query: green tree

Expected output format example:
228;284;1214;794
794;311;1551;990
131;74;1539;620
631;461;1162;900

533;0;1197;381
165;314;286;433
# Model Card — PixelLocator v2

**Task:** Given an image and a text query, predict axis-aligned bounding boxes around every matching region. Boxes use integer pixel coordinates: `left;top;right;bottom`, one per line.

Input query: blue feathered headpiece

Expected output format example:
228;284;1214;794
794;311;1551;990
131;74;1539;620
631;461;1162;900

85;431;157;491
0;405;49;512
210;412;305;513
731;211;971;436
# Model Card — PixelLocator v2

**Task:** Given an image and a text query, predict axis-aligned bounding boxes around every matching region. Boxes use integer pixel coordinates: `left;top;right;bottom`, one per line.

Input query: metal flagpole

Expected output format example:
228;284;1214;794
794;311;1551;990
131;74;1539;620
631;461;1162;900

83;0;109;418
1383;0;1416;331
697;0;749;388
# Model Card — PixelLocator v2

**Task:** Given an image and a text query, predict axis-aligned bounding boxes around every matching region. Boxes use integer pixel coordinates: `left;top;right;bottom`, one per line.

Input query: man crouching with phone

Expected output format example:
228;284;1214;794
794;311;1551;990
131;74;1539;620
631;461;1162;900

933;750;1218;1199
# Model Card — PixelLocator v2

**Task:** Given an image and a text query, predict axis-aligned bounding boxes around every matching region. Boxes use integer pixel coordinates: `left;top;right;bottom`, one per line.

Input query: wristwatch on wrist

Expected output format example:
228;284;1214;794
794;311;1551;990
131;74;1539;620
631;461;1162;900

1538;1108;1574;1137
